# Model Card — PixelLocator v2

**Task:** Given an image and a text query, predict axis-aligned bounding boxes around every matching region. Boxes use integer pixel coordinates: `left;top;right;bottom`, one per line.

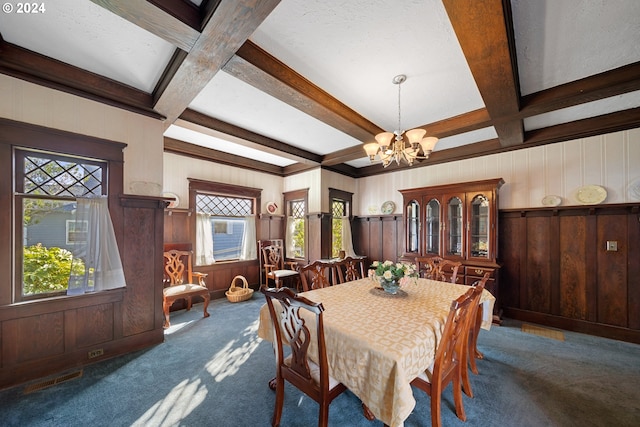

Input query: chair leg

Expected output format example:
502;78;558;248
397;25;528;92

430;383;442;427
202;294;210;318
470;309;484;374
452;367;467;422
271;375;284;427
462;352;474;397
318;402;330;427
163;299;171;329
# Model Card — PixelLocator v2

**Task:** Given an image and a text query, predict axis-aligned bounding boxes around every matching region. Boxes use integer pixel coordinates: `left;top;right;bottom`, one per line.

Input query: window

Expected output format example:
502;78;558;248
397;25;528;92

189;179;260;264
284;189;308;260
289;199;305;258
196;193;252;261
15;149;107;299
329;188;353;258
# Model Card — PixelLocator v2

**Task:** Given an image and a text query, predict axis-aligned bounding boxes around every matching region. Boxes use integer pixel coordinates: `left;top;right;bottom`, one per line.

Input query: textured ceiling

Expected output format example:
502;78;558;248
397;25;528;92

1;0;639;177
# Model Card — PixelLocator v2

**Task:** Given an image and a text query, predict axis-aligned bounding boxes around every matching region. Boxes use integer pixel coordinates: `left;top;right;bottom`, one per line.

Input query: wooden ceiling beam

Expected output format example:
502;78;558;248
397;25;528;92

355;139;504;177
323;108;495;165
0;39;159;118
153;0;281;127
177;109;322;165
224;40;383;142
164;137;284;176
443;0;523;147
521;62;640;117
525;107;640;146
89;0;200;52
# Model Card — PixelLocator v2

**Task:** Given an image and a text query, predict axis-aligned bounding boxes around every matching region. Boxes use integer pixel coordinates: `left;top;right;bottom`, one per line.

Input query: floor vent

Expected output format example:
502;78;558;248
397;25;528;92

521;323;565;341
23;370;83;394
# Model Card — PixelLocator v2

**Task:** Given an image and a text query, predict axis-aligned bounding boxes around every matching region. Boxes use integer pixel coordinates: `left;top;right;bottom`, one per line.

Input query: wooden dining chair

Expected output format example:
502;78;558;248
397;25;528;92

415;256;438;279
410;286;476;427
298;261;334;291
438;259;463;284
162;249;210;329
262;287;347;427
335;256;366;284
461;274;488;398
416;256;462;283
260;241;300;290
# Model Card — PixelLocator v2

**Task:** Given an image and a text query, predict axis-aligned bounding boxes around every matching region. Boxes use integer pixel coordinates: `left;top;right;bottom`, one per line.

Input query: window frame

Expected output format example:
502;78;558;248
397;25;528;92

284;189;308;260
329;188;353;258
1;118;125;304
188;178;261;265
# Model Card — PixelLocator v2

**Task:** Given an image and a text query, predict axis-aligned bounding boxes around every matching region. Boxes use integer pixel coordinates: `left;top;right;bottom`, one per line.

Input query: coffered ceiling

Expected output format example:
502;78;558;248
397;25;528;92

1;0;639;178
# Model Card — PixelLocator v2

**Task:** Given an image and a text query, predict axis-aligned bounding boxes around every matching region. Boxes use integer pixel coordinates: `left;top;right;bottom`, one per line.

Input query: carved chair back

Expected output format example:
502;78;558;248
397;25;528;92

298;261;333;291
262;287;346;426
336;257;366;284
164;250;203;286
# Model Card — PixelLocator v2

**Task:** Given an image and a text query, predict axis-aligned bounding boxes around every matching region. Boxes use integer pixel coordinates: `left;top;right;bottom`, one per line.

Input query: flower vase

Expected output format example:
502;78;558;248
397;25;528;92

380;280;400;295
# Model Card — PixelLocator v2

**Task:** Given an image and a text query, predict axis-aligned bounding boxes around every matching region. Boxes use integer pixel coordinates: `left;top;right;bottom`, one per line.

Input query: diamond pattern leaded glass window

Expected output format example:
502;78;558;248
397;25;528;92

291;200;305;218
20;152;104;197
16;149;107;300
332;200;345;218
196;195;252;216
332;199;347;258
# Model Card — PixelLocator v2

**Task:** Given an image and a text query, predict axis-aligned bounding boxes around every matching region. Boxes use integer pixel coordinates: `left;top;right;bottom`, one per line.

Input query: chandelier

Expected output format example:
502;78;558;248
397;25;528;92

363;74;438;167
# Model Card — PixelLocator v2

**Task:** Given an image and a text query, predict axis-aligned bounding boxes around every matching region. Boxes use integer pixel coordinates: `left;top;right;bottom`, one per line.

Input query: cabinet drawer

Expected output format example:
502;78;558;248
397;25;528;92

465;266;495;278
465;275;494;286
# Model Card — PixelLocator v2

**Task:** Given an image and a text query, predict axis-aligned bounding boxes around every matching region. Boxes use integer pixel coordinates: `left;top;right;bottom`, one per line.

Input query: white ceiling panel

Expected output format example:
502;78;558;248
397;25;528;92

164;125;297;168
250;0;485;131
512;0;640;95
0;0;174;92
190;72;363;156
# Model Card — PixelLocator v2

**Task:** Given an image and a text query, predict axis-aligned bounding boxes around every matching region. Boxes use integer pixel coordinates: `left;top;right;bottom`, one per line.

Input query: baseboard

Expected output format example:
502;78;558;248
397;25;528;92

503;307;640;345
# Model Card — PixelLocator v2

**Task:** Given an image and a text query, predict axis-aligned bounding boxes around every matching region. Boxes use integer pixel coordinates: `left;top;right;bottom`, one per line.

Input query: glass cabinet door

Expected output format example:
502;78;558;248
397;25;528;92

469;194;490;259
406;200;420;253
425;198;440;254
446;196;463;257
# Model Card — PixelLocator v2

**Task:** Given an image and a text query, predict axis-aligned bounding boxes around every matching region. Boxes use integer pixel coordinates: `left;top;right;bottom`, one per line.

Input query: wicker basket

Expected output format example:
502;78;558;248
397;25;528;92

225;275;254;303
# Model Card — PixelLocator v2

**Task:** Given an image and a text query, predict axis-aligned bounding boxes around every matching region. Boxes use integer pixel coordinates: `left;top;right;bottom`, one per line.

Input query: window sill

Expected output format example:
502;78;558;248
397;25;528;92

0;288;125;320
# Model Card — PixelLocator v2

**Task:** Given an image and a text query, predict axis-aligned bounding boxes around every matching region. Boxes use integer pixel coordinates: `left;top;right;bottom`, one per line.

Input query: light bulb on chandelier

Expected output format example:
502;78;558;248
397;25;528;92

363;74;438;167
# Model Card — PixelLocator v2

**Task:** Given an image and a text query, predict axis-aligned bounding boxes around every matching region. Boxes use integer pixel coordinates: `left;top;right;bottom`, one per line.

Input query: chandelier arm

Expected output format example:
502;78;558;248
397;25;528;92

363;73;438;166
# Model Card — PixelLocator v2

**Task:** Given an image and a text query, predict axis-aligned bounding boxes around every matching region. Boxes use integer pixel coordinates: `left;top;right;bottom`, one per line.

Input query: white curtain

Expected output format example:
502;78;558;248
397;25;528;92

341;216;357;257
285;216;295;259
240;215;257;260
195;212;215;265
67;196;126;295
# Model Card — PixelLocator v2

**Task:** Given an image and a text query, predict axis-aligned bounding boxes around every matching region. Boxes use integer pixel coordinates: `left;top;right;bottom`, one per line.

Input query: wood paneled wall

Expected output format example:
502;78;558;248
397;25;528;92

164;211;286;298
352;207;640;344
163;210;336;297
352;215;403;266
0;195;166;390
499;204;640;343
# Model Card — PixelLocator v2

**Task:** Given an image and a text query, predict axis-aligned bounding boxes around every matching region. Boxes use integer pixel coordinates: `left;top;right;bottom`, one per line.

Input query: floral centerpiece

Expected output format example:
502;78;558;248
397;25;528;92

368;260;418;294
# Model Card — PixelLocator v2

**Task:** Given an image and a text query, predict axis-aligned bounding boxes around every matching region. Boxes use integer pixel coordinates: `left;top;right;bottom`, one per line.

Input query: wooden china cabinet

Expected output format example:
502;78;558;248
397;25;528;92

400;178;504;319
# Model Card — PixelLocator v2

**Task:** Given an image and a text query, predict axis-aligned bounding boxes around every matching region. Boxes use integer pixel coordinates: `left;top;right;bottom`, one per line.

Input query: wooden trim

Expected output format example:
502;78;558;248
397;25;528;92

504;308;640;345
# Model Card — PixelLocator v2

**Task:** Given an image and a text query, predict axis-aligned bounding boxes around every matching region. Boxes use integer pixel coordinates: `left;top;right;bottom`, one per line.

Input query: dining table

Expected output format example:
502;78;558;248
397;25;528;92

257;277;495;427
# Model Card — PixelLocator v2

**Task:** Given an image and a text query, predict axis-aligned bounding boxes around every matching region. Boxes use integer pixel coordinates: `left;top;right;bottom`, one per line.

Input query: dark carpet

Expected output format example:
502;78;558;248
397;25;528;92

2;296;639;426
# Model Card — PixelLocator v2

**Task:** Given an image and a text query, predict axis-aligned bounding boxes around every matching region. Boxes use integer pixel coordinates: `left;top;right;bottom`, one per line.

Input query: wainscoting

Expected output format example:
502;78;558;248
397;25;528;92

352;207;640;344
0;195;166;390
499;204;640;344
163;206;640;344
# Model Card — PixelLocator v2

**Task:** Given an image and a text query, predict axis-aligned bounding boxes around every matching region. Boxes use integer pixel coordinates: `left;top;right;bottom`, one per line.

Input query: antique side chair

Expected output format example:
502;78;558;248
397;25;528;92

162;249;210;329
